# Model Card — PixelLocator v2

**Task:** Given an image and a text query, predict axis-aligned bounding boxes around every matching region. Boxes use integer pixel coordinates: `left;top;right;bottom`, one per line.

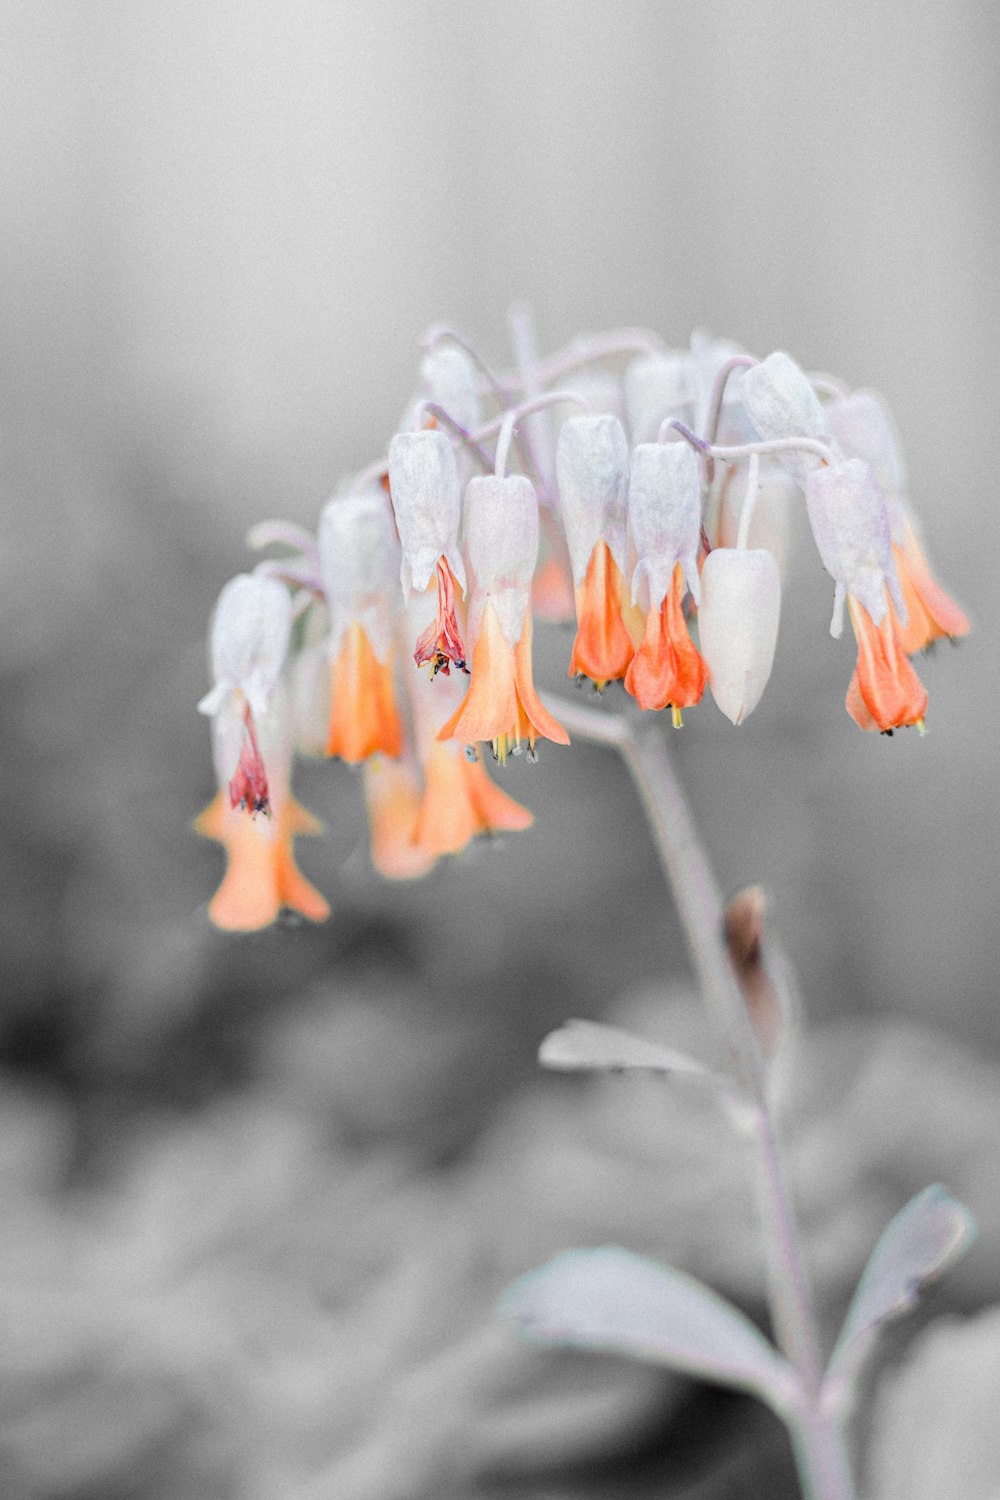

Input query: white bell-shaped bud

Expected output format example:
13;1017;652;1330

698;548;781;725
387;428;466;596
554;414;630;585
825;390;907;501
805;458;905;637
741;352;831;485
318;485;402;660
624;352;693;443
197;572;293;720
418;343;482;434
463;474;538;647
628;442;702;611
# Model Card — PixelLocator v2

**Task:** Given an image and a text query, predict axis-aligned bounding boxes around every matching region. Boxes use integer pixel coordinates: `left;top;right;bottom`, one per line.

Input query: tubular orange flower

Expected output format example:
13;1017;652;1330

625;561;708;723
196;692;329;930
412;742;533;856
319;487;404;764
555;415;633;688
626;441;706;722
326;618;403;761
567;538;634;687
438;602;567;763
846;593;928;732
387;428;469;676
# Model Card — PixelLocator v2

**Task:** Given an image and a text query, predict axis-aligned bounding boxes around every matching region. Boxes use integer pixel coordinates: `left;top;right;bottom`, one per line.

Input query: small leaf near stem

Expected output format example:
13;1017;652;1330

539;1018;726;1087
824;1185;977;1411
501;1247;802;1419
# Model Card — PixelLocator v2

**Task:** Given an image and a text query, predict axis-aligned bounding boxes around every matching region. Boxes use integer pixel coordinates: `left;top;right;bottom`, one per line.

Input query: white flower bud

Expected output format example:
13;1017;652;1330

628;442;702;610
555;415;630;585
825;390;907;500
197;572;292;720
418;343;482;434
805;459;905;637
741;352;831;484
698;548;781;725
387;429;467;596
624;352;693;443
318;486;402;660
463;474;538;647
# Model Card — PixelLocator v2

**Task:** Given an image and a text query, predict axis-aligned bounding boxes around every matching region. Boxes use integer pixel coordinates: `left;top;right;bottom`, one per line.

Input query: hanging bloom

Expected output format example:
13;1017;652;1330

555;414;634;688
403;602;533;856
196;688;329;930
319;486;404;762
806;459;927;731
741;351;832;485
826;391;969;654
387;428;469;676
363;754;438;881
624;442;707;722
697;547;782;725
437;474;569;761
196;572;294;816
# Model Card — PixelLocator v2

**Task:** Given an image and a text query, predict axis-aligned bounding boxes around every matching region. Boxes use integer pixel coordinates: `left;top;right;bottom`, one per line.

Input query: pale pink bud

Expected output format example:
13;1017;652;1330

698;548;781;725
555;414;630;585
387;429;467;596
628;442;702;610
742;352;830;484
805;458;905;637
318;486;402;660
197;572;292;720
463;474;538;647
624;352;692;442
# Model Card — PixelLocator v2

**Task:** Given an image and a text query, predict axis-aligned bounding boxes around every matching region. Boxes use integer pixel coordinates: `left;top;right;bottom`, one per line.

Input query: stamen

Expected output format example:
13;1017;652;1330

413;559;468;677
228;704;271;816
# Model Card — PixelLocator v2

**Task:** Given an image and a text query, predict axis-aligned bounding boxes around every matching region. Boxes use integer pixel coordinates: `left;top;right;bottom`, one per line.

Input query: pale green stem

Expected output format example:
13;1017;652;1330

546;696;856;1500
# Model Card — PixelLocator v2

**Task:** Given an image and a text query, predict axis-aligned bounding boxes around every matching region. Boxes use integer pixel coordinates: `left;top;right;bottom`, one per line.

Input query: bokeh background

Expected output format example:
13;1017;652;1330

3;3;998;1497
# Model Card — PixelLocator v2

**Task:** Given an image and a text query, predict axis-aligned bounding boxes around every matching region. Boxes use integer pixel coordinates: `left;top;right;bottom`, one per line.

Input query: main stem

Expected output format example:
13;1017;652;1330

551;699;856;1500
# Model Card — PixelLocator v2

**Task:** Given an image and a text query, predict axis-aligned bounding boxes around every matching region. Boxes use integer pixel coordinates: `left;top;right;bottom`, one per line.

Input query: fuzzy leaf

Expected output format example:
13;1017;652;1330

539;1020;716;1081
825;1185;976;1397
500;1247;799;1416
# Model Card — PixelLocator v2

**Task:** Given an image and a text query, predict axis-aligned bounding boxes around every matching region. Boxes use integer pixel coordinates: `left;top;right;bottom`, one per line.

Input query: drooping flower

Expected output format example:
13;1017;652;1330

697;547;782;725
555;414;634;688
805;458;927;731
437;474;568;761
319;486;404;762
387;428;468;676
825;391;969;655
196;688;329;930
403;599;533;856
624;442;707;722
197;572;294;816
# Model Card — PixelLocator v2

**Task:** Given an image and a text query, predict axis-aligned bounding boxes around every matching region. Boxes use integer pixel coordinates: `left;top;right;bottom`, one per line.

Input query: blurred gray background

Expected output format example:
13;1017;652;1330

2;3;998;1497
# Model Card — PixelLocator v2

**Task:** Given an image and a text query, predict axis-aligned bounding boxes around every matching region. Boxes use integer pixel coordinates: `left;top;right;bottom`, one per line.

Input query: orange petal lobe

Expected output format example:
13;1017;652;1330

327;620;403;763
624;563;708;716
196;791;329;931
568;540;634;687
437;601;519;746
847;595;928;732
364;759;437;880
893;529;970;655
412;744;533;858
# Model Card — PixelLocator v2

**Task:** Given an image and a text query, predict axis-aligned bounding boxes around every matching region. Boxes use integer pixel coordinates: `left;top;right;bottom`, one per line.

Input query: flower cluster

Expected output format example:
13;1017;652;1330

196;326;968;930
